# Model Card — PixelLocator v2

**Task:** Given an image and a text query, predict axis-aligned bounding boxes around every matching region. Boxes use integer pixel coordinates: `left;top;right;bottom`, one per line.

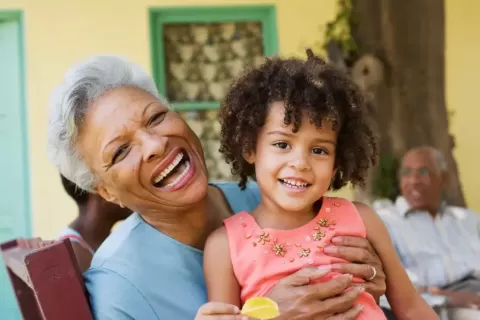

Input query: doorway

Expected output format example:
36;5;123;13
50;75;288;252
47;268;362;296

0;11;31;320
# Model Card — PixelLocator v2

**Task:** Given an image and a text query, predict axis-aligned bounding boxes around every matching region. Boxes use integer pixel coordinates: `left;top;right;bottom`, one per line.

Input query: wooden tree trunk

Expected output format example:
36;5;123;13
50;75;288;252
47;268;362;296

351;0;466;207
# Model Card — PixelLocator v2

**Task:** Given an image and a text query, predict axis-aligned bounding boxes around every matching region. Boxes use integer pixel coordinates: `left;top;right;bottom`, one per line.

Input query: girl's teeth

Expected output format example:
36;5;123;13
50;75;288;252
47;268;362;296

281;179;307;187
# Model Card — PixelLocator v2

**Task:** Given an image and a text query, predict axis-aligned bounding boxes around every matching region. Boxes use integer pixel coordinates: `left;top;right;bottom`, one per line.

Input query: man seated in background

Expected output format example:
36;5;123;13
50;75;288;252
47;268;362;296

58;174;132;272
375;146;480;320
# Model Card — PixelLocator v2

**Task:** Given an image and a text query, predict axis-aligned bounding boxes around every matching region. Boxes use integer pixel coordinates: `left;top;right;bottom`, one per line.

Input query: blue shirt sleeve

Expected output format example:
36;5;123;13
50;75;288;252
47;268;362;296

85;267;159;320
212;181;261;213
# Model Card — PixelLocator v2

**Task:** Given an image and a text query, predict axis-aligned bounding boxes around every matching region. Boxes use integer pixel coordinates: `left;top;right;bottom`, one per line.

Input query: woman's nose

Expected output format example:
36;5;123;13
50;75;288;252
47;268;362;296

140;132;168;162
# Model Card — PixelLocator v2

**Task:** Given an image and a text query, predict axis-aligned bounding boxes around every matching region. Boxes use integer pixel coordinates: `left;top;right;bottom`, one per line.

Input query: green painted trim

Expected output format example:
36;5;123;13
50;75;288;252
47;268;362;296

172;101;220;111
149;5;279;111
0;10;21;22
0;10;32;237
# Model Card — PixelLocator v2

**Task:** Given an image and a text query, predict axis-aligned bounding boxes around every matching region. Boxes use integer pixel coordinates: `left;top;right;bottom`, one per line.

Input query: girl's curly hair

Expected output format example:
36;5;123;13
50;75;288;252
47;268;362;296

219;49;378;190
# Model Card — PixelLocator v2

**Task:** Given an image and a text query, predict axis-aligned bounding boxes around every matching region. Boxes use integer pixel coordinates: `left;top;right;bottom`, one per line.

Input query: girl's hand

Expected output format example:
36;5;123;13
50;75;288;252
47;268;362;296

195;302;249;320
266;266;365;320
324;236;387;301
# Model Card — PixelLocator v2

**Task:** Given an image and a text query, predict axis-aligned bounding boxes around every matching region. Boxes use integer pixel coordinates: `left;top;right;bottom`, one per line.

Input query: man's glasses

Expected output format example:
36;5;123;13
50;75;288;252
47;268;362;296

399;167;431;177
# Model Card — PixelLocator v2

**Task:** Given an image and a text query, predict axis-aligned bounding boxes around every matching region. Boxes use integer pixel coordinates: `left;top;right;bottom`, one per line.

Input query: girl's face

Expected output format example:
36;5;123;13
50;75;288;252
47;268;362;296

247;101;337;214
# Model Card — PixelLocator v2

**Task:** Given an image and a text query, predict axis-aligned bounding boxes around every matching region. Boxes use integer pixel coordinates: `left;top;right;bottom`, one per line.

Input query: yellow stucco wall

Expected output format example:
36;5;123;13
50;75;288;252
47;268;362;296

0;0;477;238
446;0;480;213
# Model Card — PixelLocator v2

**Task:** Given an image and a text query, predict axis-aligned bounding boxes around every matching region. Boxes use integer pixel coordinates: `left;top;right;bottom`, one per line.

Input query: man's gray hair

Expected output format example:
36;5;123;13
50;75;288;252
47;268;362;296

408;146;448;173
430;148;448;173
47;55;166;191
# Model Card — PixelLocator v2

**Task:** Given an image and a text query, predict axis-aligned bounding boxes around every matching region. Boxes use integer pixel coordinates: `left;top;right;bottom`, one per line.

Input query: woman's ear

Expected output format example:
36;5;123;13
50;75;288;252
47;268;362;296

95;184;123;207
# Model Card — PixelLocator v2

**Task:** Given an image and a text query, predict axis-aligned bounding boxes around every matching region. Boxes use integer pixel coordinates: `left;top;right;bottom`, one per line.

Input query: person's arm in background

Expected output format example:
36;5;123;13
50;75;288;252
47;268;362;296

355;202;438;320
84;267;159;320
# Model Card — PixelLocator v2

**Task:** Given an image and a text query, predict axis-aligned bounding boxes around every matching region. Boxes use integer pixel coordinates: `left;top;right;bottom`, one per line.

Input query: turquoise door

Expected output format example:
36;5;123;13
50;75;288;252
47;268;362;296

0;12;31;320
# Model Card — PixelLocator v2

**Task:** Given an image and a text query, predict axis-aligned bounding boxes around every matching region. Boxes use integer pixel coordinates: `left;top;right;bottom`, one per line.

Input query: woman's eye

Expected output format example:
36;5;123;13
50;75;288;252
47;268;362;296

147;112;166;126
112;145;129;164
312;148;328;155
274;142;289;149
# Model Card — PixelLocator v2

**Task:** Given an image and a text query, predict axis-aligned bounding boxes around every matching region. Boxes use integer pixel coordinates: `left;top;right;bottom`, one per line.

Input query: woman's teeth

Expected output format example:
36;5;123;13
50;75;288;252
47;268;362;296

153;152;183;185
164;161;191;188
280;179;308;188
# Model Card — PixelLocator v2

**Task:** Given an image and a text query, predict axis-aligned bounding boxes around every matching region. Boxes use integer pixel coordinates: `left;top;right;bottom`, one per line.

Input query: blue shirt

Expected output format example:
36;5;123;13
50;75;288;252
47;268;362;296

84;182;261;320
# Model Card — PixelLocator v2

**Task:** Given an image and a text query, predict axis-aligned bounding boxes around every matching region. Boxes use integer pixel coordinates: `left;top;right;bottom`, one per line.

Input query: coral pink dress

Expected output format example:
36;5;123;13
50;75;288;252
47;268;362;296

223;196;386;320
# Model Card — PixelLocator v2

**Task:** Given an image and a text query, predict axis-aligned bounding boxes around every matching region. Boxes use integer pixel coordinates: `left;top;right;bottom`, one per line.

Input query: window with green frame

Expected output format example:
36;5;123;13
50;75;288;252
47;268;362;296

149;6;278;181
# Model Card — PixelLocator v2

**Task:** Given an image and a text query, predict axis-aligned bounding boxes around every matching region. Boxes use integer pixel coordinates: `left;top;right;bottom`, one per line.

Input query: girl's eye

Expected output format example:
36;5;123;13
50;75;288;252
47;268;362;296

274;142;289;149
312;148;328;155
147;112;166;126
112;144;129;164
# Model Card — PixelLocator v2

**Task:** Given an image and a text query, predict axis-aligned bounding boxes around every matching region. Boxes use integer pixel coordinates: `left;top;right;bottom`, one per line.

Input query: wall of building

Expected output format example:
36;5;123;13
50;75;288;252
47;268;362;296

445;0;480;212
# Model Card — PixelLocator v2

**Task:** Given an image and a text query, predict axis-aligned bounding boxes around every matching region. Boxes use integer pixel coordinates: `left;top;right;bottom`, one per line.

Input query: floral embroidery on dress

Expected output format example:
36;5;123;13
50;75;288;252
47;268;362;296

246;198;340;262
257;231;271;245
298;247;311;258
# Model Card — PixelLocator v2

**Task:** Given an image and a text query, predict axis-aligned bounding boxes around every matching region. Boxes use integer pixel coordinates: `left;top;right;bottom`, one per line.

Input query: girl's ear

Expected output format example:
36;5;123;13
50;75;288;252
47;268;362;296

244;151;256;165
331;167;338;181
329;168;338;189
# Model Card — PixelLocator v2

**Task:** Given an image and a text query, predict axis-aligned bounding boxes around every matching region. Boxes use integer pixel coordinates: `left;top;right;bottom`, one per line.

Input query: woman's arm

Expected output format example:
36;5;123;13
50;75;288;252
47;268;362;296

203;226;241;307
354;202;438;320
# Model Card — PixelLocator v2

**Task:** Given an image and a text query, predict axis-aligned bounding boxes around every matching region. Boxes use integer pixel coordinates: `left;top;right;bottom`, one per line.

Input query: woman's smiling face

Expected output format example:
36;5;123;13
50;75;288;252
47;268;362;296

76;86;209;214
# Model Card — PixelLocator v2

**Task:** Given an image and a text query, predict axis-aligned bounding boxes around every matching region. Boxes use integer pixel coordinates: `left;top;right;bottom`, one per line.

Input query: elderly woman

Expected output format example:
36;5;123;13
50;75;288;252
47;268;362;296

47;56;387;320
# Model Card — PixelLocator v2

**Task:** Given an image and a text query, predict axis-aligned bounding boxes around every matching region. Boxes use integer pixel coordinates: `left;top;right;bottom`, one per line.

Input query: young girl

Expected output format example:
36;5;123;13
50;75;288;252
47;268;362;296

197;50;437;319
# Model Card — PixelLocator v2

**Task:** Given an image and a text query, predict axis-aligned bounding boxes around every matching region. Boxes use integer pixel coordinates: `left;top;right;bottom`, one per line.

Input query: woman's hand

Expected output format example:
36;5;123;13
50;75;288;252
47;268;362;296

195;302;248;320
323;236;386;301
266;266;365;320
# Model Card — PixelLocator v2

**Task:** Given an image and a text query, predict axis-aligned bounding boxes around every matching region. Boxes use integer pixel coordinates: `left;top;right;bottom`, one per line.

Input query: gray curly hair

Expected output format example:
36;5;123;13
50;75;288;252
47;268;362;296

47;55;167;191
